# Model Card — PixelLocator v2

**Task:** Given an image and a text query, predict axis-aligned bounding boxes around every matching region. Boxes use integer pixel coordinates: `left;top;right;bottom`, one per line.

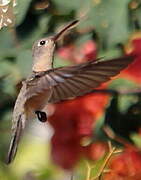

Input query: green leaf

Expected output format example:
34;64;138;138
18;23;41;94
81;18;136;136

0;61;20;95
52;0;89;14
134;7;141;28
78;0;131;48
15;0;32;25
109;78;138;90
0;29;15;51
54;55;72;68
20;14;51;48
109;78;139;112
131;133;141;148
119;95;138;113
16;49;32;78
76;33;93;46
99;48;122;59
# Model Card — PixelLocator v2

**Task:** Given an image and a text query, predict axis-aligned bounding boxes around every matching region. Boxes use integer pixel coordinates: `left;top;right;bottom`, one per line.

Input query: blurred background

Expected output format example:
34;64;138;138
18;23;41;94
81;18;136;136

1;0;141;179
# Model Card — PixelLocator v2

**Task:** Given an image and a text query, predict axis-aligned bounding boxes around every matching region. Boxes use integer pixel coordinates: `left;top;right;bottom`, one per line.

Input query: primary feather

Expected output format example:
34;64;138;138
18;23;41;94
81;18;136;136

25;56;134;103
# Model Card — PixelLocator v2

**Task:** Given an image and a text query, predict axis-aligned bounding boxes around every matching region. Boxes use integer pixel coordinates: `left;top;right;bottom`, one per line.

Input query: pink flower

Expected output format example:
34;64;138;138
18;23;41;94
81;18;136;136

57;40;97;63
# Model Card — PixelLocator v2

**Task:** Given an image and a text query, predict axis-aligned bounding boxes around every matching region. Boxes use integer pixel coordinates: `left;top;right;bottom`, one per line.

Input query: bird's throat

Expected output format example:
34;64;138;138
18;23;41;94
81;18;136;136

32;57;52;72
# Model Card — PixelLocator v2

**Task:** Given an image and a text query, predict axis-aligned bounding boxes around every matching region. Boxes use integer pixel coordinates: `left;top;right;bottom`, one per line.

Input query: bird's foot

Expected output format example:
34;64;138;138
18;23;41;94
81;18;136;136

35;111;47;122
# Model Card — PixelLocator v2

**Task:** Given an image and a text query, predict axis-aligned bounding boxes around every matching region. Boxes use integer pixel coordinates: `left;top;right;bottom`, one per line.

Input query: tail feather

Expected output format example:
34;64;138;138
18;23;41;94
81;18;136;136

6;115;23;164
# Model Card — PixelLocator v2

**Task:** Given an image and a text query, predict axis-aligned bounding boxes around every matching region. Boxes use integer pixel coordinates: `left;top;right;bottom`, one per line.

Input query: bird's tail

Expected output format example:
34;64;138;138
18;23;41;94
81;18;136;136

6;114;24;164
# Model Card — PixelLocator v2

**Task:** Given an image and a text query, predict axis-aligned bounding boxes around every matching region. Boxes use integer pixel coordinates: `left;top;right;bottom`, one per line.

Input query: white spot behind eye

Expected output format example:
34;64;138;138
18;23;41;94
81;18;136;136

45;40;49;47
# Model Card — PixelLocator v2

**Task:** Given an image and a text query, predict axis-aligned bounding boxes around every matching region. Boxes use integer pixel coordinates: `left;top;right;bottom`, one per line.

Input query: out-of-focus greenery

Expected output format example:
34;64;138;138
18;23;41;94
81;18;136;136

1;0;141;179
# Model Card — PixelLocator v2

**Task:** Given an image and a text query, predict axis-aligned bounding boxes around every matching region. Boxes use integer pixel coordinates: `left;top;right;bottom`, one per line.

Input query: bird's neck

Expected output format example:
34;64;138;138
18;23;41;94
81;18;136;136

32;56;52;72
32;47;55;72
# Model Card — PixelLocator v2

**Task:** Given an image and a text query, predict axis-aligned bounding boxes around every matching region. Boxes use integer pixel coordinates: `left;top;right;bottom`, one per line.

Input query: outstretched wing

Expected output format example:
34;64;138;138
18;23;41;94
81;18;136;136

26;56;134;103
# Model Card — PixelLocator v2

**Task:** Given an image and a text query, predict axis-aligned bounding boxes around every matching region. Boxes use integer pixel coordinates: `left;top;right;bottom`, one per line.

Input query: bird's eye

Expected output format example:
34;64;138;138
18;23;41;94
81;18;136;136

37;39;49;47
40;40;46;45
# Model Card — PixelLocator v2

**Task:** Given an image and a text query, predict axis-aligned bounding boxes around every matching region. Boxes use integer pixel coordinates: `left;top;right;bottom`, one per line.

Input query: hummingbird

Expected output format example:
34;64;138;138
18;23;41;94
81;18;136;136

7;20;135;164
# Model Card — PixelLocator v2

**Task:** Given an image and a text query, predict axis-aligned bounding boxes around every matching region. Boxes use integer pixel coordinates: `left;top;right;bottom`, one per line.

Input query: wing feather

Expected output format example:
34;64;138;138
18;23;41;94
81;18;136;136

48;56;134;103
25;56;134;103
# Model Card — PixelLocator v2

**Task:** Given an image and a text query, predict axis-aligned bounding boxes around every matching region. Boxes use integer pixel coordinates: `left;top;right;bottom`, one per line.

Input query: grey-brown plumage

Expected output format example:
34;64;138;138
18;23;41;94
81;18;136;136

7;20;135;164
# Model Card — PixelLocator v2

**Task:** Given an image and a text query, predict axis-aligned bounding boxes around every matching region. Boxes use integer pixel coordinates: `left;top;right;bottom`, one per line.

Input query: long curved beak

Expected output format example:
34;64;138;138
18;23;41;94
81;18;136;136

53;20;79;41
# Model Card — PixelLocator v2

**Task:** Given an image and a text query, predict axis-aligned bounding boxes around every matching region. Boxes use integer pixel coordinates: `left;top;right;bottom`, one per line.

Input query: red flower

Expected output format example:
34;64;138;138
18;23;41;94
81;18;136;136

48;92;108;169
85;141;108;161
104;148;141;180
57;44;75;62
57;40;97;64
120;32;141;84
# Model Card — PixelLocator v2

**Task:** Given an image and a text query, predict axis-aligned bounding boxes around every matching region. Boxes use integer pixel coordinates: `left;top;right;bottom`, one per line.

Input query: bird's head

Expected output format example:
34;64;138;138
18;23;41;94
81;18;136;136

32;20;79;72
